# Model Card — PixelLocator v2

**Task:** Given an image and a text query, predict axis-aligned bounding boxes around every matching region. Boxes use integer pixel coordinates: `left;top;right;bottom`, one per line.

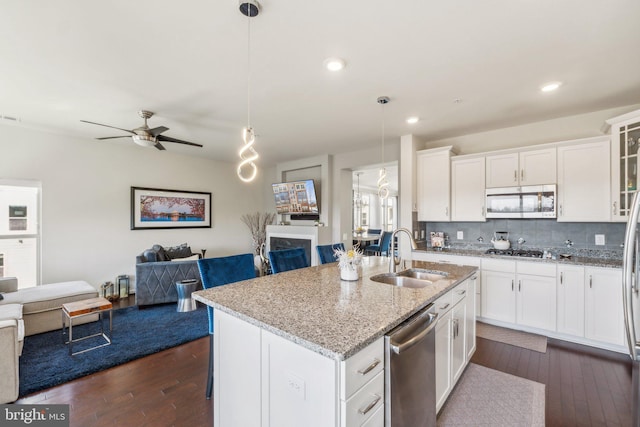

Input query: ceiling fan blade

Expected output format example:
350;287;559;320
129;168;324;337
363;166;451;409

147;126;169;137
80;120;135;134
154;142;167;151
157;135;203;147
96;135;132;140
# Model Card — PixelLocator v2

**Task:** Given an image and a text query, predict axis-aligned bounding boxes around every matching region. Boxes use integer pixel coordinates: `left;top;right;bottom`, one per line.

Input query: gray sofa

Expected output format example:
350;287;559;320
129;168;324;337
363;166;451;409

135;243;202;307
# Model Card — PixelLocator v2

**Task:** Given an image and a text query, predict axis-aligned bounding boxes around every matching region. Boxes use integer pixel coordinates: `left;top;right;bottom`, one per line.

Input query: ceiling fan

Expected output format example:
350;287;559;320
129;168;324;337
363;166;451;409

81;110;203;150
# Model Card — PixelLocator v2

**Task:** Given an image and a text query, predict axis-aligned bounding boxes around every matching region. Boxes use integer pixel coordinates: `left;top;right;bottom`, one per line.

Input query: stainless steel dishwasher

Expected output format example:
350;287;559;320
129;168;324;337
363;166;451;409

385;303;438;427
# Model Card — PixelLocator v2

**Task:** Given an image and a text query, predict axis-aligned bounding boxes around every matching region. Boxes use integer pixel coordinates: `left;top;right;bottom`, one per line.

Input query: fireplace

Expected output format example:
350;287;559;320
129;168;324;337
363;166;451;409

266;225;332;267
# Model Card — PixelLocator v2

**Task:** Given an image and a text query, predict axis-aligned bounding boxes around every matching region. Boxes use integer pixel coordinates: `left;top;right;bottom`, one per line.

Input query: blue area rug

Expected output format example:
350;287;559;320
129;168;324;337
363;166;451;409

19;304;208;397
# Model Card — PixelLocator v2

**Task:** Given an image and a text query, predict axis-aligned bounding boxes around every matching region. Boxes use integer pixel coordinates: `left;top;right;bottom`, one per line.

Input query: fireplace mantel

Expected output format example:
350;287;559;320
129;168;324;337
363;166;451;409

266;225;332;266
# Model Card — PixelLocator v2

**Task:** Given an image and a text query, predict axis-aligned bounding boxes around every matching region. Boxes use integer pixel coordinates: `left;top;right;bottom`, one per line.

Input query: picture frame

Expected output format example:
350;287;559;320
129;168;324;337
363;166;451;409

130;186;212;230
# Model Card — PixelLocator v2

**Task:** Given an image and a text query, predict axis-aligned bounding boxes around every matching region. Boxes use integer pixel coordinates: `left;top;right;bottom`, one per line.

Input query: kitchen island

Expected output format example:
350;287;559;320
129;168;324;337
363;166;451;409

192;256;477;427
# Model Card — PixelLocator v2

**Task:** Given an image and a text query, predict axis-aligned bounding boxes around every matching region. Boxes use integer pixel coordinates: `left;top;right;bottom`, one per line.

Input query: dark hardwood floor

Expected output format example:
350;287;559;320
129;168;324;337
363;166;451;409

471;337;633;427
15;318;633;426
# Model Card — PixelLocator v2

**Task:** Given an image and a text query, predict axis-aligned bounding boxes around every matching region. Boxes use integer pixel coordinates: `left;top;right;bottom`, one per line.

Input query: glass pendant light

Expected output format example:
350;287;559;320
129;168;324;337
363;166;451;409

377;96;390;199
237;1;260;183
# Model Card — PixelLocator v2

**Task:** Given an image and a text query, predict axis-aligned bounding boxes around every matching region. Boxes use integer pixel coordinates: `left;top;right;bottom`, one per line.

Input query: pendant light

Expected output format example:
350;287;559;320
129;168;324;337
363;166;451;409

377;96;390;199
237;1;260;183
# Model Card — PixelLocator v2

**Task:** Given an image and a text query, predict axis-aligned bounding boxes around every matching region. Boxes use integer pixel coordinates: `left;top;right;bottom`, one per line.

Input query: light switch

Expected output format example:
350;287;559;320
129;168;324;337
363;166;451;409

457;231;464;240
595;234;605;245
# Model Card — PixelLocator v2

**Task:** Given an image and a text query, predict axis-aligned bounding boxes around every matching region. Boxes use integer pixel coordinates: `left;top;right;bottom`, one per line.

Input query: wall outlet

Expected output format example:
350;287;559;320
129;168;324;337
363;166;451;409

285;371;306;400
457;231;464;240
595;234;605;245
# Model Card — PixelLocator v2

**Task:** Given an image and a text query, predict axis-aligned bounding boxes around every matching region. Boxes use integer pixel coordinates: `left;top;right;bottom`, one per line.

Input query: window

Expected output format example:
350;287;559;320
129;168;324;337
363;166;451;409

0;182;40;288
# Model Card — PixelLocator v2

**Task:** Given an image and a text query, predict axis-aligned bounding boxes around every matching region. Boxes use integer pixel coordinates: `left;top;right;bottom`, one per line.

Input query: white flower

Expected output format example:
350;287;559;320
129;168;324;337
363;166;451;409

334;245;363;270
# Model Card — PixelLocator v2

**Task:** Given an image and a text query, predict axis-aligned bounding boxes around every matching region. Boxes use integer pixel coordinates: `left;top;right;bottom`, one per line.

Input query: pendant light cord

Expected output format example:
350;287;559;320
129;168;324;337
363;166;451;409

246;9;251;128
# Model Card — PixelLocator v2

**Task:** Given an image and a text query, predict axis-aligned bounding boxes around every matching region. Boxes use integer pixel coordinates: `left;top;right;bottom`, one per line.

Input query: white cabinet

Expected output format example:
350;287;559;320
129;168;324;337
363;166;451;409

465;275;477;361
481;259;516;323
606;109;640;221
435;280;470;413
485;147;556;188
481;259;556;332
556;264;586;337
557;137;611;222
585;267;624;346
451;156;486;221
516;262;557;331
417;147;453;221
214;309;385;427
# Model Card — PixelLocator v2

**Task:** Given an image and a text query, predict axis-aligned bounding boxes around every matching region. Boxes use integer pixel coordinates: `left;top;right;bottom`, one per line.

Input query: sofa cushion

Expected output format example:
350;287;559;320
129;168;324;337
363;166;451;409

0;281;98;315
0;304;24;344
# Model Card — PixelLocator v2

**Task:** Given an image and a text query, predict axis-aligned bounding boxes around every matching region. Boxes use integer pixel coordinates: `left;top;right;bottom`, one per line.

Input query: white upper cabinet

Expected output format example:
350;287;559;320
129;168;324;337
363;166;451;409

485;147;556;188
606;109;640;222
451;156;486;222
417;147;453;221
556;137;611;222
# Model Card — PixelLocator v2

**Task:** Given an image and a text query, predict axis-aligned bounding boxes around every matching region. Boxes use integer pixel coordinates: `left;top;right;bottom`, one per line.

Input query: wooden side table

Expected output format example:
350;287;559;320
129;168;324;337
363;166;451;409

61;297;112;356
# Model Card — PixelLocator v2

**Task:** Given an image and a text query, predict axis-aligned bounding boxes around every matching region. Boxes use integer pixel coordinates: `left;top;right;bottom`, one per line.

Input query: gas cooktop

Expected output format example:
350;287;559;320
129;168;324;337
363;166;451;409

485;248;544;258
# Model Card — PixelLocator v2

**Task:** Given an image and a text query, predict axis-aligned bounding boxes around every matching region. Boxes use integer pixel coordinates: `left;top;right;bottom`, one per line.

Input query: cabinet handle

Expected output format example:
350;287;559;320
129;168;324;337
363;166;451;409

514;170;517;182
357;358;381;376
482;206;485;217
358;394;381;415
440;303;450;310
613;201;617;215
521;169;524;181
518;280;521;291
559;204;563;216
511;279;514;291
457;290;466;295
589;275;593;289
445;206;449;216
560;272;563;285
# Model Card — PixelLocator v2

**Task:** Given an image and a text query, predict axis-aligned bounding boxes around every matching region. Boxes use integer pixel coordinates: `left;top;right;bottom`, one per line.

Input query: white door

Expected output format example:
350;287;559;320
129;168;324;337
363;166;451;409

485;153;519;188
516;274;557;331
451;301;466;384
481;270;516;323
585;267;624;346
519;147;556;185
557;265;585;336
451;157;486;221
417;148;451;221
465;276;477;361
435;310;452;413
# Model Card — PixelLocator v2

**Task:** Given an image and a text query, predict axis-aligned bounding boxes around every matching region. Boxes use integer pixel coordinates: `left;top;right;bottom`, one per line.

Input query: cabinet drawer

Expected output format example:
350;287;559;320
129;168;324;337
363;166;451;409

360;404;383;427
482;258;516;273
433;291;453;317
451;283;468;306
339;337;384;400
517;260;556;277
342;371;384;427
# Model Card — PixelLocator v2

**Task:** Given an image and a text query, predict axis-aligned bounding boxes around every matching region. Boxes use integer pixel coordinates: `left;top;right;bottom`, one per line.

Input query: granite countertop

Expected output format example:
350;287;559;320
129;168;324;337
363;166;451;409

415;247;623;269
192;256;476;361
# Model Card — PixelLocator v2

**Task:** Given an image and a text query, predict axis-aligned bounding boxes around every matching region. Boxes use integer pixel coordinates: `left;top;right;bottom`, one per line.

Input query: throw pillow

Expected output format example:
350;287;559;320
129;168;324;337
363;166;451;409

151;244;169;261
170;254;200;262
165;243;193;259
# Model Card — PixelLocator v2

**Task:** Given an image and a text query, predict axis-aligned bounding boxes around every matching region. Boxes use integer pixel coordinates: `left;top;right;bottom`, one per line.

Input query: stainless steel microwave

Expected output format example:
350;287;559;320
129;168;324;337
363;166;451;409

485;185;556;219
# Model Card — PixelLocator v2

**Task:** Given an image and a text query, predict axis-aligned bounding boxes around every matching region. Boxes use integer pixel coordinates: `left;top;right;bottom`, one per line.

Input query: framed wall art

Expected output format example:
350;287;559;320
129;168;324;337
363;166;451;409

130;187;212;230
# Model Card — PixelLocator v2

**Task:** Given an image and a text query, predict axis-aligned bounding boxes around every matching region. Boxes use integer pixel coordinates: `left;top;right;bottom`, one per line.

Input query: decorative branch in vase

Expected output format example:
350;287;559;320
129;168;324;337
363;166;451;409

241;212;276;275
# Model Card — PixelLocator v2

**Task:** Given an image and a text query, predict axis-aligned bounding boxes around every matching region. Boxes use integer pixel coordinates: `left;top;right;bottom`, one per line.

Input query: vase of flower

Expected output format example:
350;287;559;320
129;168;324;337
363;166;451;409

335;246;363;281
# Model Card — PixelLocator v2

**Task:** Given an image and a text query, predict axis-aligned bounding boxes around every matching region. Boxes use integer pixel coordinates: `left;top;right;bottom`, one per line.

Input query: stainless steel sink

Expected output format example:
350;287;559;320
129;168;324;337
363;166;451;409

369;268;448;288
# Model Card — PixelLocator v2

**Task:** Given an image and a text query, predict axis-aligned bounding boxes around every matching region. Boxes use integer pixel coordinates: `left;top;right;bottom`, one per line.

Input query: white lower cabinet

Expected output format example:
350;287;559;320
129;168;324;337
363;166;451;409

584;267;624;346
435;279;474;413
465;275;477;361
481;259;556;332
214;309;384;427
557;264;585;337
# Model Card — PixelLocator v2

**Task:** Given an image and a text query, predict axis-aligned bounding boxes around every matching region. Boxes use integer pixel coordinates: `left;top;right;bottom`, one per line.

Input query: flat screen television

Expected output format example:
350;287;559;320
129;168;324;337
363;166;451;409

272;179;319;215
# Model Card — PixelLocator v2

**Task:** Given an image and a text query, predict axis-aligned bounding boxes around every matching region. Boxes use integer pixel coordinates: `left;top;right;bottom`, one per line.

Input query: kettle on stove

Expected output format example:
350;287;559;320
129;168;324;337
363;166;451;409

491;231;511;250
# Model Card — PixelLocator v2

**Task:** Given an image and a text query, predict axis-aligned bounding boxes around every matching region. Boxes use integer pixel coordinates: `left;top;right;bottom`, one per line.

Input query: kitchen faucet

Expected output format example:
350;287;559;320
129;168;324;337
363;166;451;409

389;227;418;273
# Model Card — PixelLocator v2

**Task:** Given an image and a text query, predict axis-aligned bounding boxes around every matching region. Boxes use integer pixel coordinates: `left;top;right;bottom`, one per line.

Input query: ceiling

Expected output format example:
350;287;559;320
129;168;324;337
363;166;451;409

1;1;639;167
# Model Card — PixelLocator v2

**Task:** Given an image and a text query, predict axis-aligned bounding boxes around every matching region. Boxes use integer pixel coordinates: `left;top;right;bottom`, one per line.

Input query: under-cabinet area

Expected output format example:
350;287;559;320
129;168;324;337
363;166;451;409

193;257;477;427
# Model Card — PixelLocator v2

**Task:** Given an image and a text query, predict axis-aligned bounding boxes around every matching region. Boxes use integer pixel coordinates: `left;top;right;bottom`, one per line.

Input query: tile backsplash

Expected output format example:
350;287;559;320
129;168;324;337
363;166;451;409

417;218;626;253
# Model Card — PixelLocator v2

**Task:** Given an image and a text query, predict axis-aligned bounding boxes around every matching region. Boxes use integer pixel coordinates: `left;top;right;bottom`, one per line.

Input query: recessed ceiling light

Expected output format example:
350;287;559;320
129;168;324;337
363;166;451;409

406;117;419;124
323;57;345;72
541;81;562;92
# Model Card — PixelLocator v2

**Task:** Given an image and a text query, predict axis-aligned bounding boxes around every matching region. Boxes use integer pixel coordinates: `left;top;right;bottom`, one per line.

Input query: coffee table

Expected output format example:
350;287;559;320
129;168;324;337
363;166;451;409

61;297;112;356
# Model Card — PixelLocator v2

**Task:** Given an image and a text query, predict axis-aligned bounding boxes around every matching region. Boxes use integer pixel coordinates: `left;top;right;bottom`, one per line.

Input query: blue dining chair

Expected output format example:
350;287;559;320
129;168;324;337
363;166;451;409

316;243;345;264
367;229;382;235
365;231;393;256
197;253;256;399
269;247;309;273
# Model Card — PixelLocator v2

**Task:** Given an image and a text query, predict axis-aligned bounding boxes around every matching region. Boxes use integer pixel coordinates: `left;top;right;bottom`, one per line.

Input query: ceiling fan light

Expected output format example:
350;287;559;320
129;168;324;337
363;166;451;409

132;134;156;147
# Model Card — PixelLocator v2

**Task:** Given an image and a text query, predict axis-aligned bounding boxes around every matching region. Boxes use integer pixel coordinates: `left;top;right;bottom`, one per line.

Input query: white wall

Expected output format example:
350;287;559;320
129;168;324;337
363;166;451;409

0;124;265;289
423;104;640;153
